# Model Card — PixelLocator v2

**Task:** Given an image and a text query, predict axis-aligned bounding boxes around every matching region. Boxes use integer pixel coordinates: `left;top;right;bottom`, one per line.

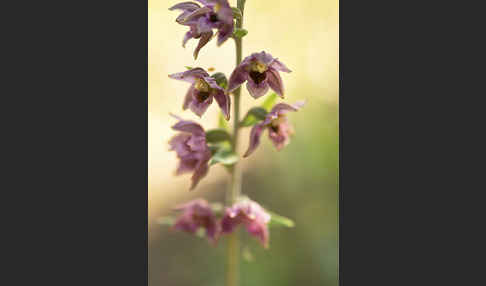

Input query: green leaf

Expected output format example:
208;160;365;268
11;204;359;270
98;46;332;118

261;93;278;111
210;149;239;166
156;216;176;226
211;72;228;89
185;66;193;70
268;211;295;228
233;28;248;39
206;129;232;143
240;107;268;127
231;7;242;20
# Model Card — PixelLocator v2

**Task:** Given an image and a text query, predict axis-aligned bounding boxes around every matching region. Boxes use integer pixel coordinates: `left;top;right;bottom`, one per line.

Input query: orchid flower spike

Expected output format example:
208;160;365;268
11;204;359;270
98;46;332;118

244;101;306;158
169;0;234;59
228;51;291;99
169;114;212;190
169;68;231;120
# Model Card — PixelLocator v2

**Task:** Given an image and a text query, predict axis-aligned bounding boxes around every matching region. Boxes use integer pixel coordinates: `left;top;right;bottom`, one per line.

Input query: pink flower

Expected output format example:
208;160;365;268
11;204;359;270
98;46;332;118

169;68;231;120
169;115;212;190
221;198;271;248
228;51;291;99
244;101;305;158
172;199;220;243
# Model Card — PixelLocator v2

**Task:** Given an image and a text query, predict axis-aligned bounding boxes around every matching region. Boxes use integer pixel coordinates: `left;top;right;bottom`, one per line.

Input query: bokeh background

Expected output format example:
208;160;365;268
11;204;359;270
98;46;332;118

149;0;338;285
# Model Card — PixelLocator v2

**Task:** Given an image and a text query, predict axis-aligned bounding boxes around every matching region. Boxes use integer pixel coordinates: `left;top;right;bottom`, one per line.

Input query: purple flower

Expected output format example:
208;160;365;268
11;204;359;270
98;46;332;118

244;101;305;158
169;0;234;59
228;51;292;99
221;198;271;248
172;199;220;243
169;114;212;190
169;68;231;120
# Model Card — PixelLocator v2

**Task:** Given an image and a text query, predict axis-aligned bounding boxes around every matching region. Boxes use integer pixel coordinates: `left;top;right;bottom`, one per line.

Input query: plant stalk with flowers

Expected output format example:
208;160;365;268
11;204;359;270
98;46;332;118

162;1;306;285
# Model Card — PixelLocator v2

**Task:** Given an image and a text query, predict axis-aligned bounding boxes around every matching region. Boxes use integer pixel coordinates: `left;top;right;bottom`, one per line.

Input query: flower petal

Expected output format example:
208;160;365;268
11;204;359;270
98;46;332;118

183;6;212;23
193;30;213;59
217;23;233;46
171;115;206;136
212;89;231;120
169;68;209;83
253;51;275;66
268;120;292;151
169;133;192;157
175;157;199;175
266;68;285;98
189;94;213;117
243;123;266;157
246;79;269;99
183;84;196;110
182;30;193;47
270;58;292;73
190;156;210;190
228;63;249;92
245;220;270;248
169;2;201;12
215;4;234;45
270;101;306;115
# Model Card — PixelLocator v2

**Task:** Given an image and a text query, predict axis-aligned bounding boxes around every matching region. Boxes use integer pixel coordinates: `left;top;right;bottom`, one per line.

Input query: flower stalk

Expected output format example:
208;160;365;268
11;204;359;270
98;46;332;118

226;2;245;286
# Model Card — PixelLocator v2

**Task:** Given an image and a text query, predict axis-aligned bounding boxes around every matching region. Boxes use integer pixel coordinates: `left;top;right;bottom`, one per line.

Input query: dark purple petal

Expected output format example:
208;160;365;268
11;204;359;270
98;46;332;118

268;120;292;151
176;157;199;175
246;220;270;248
221;208;240;233
215;3;234;45
170;115;205;136
193;30;213;59
212;89;231;120
203;76;223;91
243;123;266;158
169;67;209;83
183;84;196;110
172;199;220;242
217;23;233;46
246;79;269;99
182;30;193;47
269;58;292;73
271;101;306;115
183;6;212;23
262;101;305;125
169;133;192;157
266;68;285;98
270;102;300;115
228;63;249;92
186;132;207;152
189;94;213;117
221;199;271;247
253;51;275;66
169;2;200;12
190;152;211;190
194;0;211;5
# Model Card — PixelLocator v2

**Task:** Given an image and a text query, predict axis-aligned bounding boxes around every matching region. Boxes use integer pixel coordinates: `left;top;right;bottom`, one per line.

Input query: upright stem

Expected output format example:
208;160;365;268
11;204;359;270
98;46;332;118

226;1;246;286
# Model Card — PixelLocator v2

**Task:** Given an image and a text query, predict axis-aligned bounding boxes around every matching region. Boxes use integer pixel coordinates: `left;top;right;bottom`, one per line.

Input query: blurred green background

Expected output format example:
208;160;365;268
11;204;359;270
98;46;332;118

149;0;338;285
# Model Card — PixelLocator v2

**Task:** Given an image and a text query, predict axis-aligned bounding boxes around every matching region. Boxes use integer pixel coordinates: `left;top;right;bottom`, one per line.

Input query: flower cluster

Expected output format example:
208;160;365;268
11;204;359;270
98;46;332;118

172;198;271;247
169;0;234;59
166;0;305;248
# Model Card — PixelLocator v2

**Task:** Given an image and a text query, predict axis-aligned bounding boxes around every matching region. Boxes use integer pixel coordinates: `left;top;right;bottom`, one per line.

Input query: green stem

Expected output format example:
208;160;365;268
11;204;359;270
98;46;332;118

226;1;246;286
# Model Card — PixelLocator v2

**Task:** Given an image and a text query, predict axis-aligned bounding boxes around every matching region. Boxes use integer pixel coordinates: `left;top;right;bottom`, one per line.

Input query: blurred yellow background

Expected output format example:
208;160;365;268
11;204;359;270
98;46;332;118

149;0;338;285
